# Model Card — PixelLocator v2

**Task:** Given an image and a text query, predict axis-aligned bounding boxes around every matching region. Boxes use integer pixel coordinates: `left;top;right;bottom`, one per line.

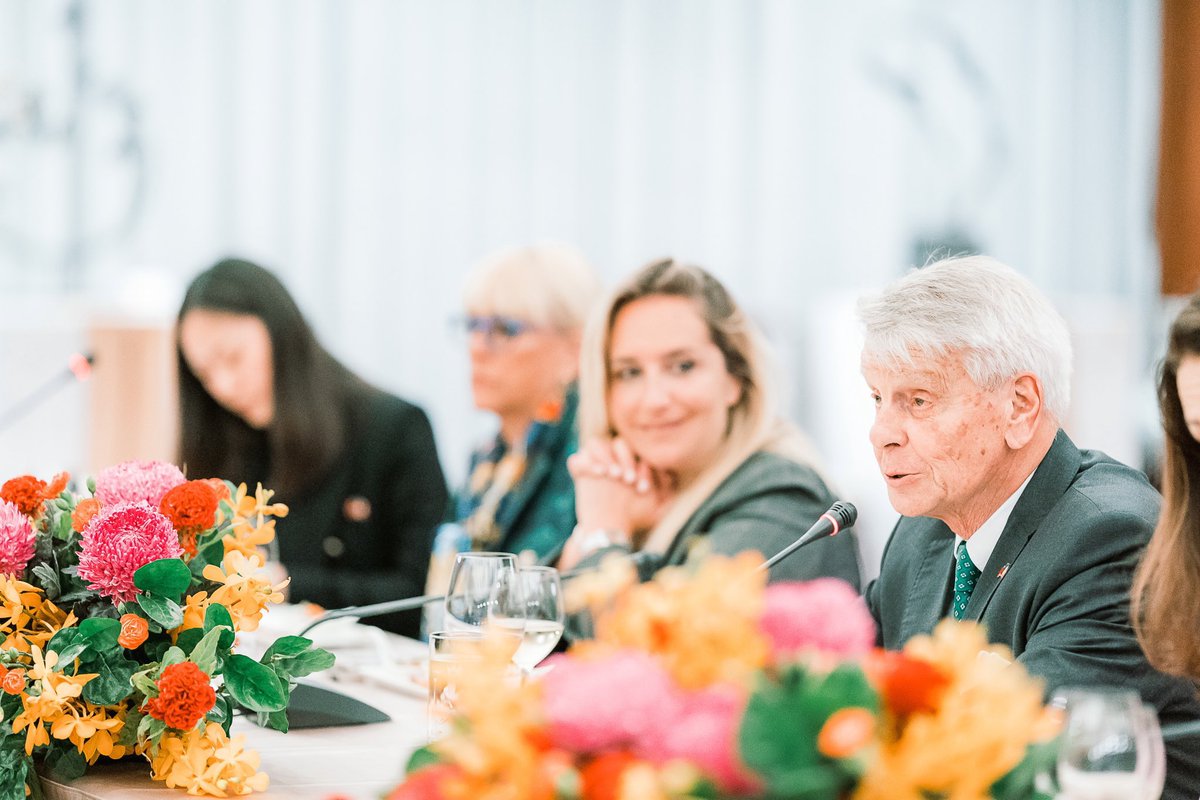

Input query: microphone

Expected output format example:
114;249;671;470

298;550;666;636
759;501;857;573
300;503;855;636
0;351;95;434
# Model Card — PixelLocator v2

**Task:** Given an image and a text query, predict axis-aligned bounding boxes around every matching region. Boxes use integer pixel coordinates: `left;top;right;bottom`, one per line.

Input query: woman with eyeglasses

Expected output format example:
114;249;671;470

177;258;448;638
425;244;601;600
558;258;861;588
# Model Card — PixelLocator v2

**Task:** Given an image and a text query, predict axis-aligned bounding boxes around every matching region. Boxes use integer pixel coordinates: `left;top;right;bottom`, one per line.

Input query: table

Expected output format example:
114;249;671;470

41;623;432;800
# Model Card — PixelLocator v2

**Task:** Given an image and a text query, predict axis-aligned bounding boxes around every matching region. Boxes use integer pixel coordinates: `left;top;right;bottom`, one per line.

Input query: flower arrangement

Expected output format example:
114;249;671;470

392;553;1060;800
0;461;333;799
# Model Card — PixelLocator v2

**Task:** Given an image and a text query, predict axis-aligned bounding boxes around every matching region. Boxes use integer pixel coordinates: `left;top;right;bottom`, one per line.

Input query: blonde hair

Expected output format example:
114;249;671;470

579;258;825;555
463;243;600;332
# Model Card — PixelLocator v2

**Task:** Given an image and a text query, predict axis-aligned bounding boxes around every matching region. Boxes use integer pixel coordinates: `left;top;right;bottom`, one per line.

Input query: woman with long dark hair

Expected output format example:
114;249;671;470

177;258;447;637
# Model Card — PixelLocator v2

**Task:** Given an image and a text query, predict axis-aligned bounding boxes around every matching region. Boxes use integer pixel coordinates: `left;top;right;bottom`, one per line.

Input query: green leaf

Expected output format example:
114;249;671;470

0;749;32;800
42;745;87;782
117;708;145;748
406;746;442;774
47;627;88;666
136;594;183;629
160;646;186;668
137;714;167;744
134;559;192;601
174;628;204;655
131;668;158;698
261;635;314;659
78;646;139;706
78;617;121;649
188;627;224;676
223;654;287;712
203;603;236;650
271;648;336;680
256;708;289;734
739;664;876;799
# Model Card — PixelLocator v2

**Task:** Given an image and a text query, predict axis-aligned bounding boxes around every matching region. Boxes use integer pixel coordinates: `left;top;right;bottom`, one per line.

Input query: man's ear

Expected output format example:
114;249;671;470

1003;373;1044;448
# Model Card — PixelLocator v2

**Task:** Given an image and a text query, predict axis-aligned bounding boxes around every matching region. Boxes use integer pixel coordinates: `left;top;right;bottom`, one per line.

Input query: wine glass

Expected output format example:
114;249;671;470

495;566;564;679
1054;687;1160;800
443;552;526;667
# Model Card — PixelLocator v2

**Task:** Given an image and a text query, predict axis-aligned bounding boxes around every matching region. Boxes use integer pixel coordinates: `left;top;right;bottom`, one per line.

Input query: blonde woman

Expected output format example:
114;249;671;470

559;258;861;586
427;245;601;604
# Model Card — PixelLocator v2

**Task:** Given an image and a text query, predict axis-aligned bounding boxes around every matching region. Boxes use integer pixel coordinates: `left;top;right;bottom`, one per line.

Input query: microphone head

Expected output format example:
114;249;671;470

828;501;857;530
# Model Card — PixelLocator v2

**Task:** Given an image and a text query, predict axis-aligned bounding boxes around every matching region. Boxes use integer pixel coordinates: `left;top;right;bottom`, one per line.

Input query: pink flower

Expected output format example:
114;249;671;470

541;651;681;753
94;460;186;507
77;502;183;604
0;500;35;577
760;579;876;660
638;683;758;795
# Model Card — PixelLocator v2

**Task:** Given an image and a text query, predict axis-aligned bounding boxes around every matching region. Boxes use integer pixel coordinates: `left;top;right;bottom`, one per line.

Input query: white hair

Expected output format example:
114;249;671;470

463;242;600;331
856;255;1073;421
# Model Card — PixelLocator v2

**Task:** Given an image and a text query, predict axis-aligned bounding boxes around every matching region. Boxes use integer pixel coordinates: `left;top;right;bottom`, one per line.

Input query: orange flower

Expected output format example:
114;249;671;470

581;752;639;800
160;480;219;533
144;662;216;730
118;613;149;649
817;707;875;758
0;472;68;518
202;478;231;501
867;650;950;718
2;667;26;695
71;497;100;532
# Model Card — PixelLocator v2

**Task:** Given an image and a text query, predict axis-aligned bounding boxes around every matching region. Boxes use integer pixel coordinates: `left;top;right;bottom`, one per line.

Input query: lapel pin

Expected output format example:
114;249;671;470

997;563;1010;579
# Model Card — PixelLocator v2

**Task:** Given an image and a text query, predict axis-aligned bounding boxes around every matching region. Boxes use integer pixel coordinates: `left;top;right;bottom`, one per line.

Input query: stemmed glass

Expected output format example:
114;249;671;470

443;552;526;659
1054;687;1164;800
493;566;564;679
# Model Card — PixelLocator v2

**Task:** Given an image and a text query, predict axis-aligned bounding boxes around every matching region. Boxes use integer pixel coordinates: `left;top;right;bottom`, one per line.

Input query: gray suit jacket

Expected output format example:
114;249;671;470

865;430;1200;800
659;451;862;589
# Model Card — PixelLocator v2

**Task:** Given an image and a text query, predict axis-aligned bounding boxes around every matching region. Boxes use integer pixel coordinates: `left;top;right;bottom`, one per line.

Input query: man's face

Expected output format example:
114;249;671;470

863;352;1012;530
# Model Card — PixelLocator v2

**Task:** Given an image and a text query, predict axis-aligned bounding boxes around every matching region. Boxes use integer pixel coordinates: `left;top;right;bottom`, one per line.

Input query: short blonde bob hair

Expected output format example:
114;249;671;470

463;243;600;332
578;258;824;554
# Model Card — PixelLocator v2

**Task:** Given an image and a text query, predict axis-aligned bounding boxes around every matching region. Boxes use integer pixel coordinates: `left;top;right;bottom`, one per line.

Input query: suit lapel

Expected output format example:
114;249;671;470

964;430;1082;621
901;519;956;641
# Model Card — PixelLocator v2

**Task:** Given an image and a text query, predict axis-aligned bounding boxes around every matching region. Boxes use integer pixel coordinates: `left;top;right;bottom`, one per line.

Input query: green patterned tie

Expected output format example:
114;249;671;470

952;541;982;620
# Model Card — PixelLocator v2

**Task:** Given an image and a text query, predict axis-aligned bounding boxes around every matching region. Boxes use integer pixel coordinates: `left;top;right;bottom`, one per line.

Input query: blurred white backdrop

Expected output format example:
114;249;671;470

0;0;1164;577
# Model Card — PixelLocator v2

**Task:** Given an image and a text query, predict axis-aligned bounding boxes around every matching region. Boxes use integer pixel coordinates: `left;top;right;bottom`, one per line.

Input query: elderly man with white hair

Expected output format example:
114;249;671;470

859;256;1200;799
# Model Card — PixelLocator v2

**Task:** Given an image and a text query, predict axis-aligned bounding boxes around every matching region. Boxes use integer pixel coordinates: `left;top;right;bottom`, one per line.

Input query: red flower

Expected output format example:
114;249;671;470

159;480;219;534
1;667;26;695
118;613;149;649
72;498;101;533
580;752;640;800
144;662;216;730
1;472;69;518
867;650;951;717
385;764;461;800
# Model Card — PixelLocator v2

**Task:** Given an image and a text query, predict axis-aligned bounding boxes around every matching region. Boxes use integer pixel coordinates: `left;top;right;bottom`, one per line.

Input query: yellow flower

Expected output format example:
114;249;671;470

221;483;288;560
431;634;554;800
10;646;97;755
854;620;1048;800
202;551;288;633
581;552;769;690
177;590;212;635
148;722;269;797
49;701;129;763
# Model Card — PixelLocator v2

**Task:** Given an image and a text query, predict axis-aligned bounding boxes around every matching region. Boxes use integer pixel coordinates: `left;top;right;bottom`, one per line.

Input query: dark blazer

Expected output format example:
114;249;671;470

278;391;448;638
865;430;1200;800
653;451;862;589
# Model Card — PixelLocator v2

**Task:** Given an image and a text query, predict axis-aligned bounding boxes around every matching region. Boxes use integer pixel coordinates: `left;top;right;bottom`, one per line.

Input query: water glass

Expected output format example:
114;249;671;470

1054;687;1163;800
426;629;485;740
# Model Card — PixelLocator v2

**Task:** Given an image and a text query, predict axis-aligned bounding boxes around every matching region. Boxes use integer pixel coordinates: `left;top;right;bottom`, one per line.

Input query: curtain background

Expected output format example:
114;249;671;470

0;0;1163;576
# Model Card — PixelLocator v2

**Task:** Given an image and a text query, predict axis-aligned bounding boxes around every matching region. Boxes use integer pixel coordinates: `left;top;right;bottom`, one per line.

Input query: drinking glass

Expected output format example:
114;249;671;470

427;629;485;740
496;566;564;677
443;552;518;632
1054;687;1160;800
